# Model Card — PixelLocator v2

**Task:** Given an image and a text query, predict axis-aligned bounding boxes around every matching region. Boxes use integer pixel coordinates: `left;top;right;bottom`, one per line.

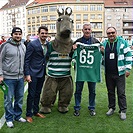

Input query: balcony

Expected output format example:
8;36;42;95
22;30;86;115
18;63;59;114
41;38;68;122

122;26;133;29
122;19;133;22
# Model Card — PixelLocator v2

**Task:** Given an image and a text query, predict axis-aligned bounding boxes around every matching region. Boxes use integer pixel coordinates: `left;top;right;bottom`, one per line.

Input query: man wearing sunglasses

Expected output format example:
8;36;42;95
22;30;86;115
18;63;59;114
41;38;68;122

102;27;132;120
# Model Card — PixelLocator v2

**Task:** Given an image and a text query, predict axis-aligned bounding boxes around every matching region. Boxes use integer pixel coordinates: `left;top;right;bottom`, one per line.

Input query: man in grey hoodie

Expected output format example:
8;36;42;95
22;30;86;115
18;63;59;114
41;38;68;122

0;27;26;128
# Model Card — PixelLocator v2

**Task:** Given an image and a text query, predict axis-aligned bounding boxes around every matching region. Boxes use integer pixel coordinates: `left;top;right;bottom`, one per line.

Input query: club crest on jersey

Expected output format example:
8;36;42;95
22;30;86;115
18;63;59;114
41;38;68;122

58;53;69;58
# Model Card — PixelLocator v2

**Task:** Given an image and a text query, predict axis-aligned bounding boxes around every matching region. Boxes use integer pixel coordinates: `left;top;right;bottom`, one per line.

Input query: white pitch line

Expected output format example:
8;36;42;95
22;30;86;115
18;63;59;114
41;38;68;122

0;83;28;129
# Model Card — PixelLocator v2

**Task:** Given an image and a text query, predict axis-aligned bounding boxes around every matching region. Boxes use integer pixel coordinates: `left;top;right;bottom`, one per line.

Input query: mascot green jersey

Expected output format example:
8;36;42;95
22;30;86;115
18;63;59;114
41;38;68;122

40;7;74;114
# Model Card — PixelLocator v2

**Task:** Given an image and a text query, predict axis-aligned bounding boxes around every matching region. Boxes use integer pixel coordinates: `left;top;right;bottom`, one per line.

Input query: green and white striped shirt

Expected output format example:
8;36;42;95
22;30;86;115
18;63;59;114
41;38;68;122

47;43;72;77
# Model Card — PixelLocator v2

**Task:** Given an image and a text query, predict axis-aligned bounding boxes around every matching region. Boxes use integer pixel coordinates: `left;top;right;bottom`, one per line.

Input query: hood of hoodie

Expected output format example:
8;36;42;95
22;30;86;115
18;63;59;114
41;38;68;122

6;37;21;46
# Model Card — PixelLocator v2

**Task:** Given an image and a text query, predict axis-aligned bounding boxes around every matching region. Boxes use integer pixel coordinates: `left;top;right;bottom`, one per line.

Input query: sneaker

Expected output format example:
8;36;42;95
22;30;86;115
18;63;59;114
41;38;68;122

73;110;80;116
106;108;114;116
90;110;96;116
6;121;14;128
18;117;26;122
120;112;126;120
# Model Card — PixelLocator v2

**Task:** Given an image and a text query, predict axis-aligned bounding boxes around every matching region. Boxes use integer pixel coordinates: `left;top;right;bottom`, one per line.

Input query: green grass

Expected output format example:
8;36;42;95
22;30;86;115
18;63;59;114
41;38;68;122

0;68;133;133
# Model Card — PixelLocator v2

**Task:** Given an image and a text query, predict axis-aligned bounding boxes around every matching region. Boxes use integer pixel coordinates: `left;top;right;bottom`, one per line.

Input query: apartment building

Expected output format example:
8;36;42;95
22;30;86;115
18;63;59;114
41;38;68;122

26;0;104;38
104;0;133;38
0;0;33;38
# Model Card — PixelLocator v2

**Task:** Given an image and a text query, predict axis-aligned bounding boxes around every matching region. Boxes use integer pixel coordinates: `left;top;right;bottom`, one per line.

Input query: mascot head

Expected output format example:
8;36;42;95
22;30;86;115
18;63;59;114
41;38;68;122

52;7;74;53
56;7;73;39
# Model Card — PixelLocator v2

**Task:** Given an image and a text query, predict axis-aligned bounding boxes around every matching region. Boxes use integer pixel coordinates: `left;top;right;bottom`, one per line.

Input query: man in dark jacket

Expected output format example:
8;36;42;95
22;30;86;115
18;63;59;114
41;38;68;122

24;34;31;48
24;26;49;123
73;23;102;117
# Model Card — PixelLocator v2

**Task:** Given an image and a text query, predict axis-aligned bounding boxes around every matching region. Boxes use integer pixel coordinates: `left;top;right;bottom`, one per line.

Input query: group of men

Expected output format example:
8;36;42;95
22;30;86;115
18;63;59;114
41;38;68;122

0;23;132;128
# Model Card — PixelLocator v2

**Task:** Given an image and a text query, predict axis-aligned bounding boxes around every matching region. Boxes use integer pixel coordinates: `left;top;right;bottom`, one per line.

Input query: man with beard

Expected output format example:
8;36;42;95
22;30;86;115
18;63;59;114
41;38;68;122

24;26;49;123
0;27;26;128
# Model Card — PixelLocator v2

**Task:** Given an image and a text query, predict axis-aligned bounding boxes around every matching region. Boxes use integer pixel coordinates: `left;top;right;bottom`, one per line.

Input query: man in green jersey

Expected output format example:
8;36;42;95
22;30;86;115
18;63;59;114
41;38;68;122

73;23;103;116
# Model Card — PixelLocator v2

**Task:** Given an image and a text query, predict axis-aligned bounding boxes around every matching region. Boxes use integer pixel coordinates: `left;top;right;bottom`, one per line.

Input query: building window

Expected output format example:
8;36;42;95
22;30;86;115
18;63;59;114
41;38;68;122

36;8;40;13
90;14;95;19
50;24;56;30
124;23;128;27
41;6;48;12
36;16;40;22
70;14;74;20
83;14;88;20
28;18;31;24
76;32;81;38
123;15;128;19
76;24;82;29
76;14;81;20
58;5;65;10
36;24;40;30
28;26;31;32
91;22;102;29
75;5;88;11
107;15;111;20
41;16;47;21
32;9;36;14
97;23;102;29
32;25;35;32
23;20;25;25
97;14;102;19
10;28;12;32
116;15;121;20
32;17;35;23
28;9;32;15
124;30;128;34
50;15;56;21
107;23;112;27
76;6;81;11
83;5;88;11
116;23;120;28
17;21;20;25
97;5;102;11
49;6;57;12
90;5;95;11
107;9;112;12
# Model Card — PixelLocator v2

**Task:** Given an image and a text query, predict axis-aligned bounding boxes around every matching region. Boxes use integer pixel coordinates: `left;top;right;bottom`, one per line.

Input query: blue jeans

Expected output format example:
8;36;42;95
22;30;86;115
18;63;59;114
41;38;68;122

4;78;24;122
26;76;45;117
74;81;96;111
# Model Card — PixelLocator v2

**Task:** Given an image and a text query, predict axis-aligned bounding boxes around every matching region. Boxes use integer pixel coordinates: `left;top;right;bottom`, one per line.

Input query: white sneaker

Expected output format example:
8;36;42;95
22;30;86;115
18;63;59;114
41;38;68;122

18;117;26;122
6;121;14;128
120;112;126;120
106;108;114;116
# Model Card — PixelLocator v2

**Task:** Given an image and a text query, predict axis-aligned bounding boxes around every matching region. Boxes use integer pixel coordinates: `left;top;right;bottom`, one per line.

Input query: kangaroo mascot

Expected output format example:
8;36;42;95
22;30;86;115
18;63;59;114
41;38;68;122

40;7;74;114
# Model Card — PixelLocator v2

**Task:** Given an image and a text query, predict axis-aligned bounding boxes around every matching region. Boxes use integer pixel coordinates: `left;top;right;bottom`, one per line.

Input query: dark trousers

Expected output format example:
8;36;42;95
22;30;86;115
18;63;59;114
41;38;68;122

26;76;45;117
105;74;127;113
74;81;96;111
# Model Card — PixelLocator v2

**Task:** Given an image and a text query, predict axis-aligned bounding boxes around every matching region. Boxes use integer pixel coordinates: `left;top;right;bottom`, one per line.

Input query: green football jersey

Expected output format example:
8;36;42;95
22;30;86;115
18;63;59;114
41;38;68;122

73;42;102;82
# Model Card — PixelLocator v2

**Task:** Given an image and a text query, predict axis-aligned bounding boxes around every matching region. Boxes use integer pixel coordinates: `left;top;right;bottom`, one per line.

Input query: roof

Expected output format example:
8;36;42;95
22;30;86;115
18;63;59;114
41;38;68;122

27;0;104;7
104;0;133;7
1;0;29;10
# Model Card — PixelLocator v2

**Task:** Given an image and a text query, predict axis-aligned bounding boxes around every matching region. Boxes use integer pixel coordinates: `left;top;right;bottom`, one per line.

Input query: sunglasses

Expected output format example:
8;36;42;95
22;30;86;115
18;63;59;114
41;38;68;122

107;32;115;35
84;28;91;31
